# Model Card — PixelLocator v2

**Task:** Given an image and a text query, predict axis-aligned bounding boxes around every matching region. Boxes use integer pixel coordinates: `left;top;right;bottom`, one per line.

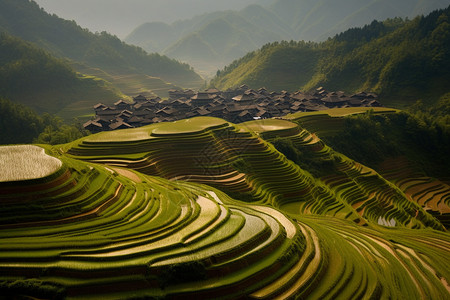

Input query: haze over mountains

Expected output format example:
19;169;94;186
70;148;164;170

1;0;449;120
123;0;450;76
271;0;450;40
33;0;269;38
0;0;203;118
211;6;450;107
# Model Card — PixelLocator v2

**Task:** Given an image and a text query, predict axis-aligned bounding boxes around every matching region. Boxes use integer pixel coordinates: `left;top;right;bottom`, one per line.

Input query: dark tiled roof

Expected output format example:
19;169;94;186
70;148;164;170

91;88;380;132
109;121;133;130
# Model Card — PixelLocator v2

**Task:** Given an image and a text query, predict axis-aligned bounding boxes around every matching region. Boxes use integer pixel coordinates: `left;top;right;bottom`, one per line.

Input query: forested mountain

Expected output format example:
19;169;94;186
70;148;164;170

126;5;292;76
0;32;122;116
211;6;450;107
125;0;449;76
0;0;203;92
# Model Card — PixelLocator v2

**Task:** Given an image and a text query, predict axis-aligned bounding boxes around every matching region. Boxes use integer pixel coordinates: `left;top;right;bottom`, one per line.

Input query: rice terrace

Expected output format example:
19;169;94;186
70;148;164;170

1;109;449;299
1;0;450;299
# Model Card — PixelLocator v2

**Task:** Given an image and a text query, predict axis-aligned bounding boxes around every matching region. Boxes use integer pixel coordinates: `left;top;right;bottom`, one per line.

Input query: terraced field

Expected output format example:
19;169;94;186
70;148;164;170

1;113;449;299
378;157;450;228
284;107;399;137
64;117;318;209
0;148;307;299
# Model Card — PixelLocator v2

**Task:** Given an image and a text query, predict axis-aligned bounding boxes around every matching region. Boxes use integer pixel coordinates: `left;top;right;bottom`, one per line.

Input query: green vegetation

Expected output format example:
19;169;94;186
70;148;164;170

212;40;321;91
1;1;449;297
0;0;201;85
0;0;203;104
0;110;449;298
0;280;66;300
0;32;123;117
71;61;181;100
283;104;450;227
125;0;447;77
151;117;229;135
0;149;306;298
65;115;444;230
320;98;450;179
0;97;46;144
211;5;450;107
270;137;334;178
0;97;89;145
33;115;91;145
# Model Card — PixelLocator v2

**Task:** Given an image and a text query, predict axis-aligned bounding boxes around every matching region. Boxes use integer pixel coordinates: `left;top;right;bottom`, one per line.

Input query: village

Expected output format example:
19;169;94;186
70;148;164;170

83;85;382;133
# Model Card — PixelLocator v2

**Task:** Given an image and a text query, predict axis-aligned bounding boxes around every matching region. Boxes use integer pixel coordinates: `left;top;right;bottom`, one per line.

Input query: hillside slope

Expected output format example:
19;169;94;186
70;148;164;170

125;0;449;76
0;0;203;93
0;33;122;117
211;6;450;107
126;5;292;77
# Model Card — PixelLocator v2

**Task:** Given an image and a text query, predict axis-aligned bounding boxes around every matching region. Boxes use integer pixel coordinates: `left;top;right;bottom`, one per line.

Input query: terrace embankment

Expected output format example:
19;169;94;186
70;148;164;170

379;157;450;228
66;117;317;209
1;112;449;299
66;115;443;230
294;215;450;299
243;118;443;230
0;152;311;299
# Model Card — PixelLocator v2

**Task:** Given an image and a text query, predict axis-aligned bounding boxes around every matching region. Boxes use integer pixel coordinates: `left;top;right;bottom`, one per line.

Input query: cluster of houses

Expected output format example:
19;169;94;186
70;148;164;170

83;85;381;133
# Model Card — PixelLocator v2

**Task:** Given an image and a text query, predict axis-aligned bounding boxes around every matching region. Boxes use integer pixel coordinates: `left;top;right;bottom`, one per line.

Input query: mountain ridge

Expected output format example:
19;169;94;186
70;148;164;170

210;5;450;107
125;0;450;76
125;4;293;76
0;0;203;97
0;32;123;118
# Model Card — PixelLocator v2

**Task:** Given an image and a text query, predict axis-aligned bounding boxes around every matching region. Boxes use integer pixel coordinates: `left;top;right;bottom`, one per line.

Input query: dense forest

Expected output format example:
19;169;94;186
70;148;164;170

324;93;450;178
211;6;450;107
0;97;88;145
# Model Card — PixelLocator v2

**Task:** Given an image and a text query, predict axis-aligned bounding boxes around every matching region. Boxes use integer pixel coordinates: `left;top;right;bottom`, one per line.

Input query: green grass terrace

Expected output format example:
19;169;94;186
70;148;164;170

1;112;449;299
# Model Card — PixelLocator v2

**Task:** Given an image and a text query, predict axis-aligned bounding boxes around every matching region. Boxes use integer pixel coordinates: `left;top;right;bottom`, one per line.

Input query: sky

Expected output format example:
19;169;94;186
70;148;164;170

34;0;271;38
